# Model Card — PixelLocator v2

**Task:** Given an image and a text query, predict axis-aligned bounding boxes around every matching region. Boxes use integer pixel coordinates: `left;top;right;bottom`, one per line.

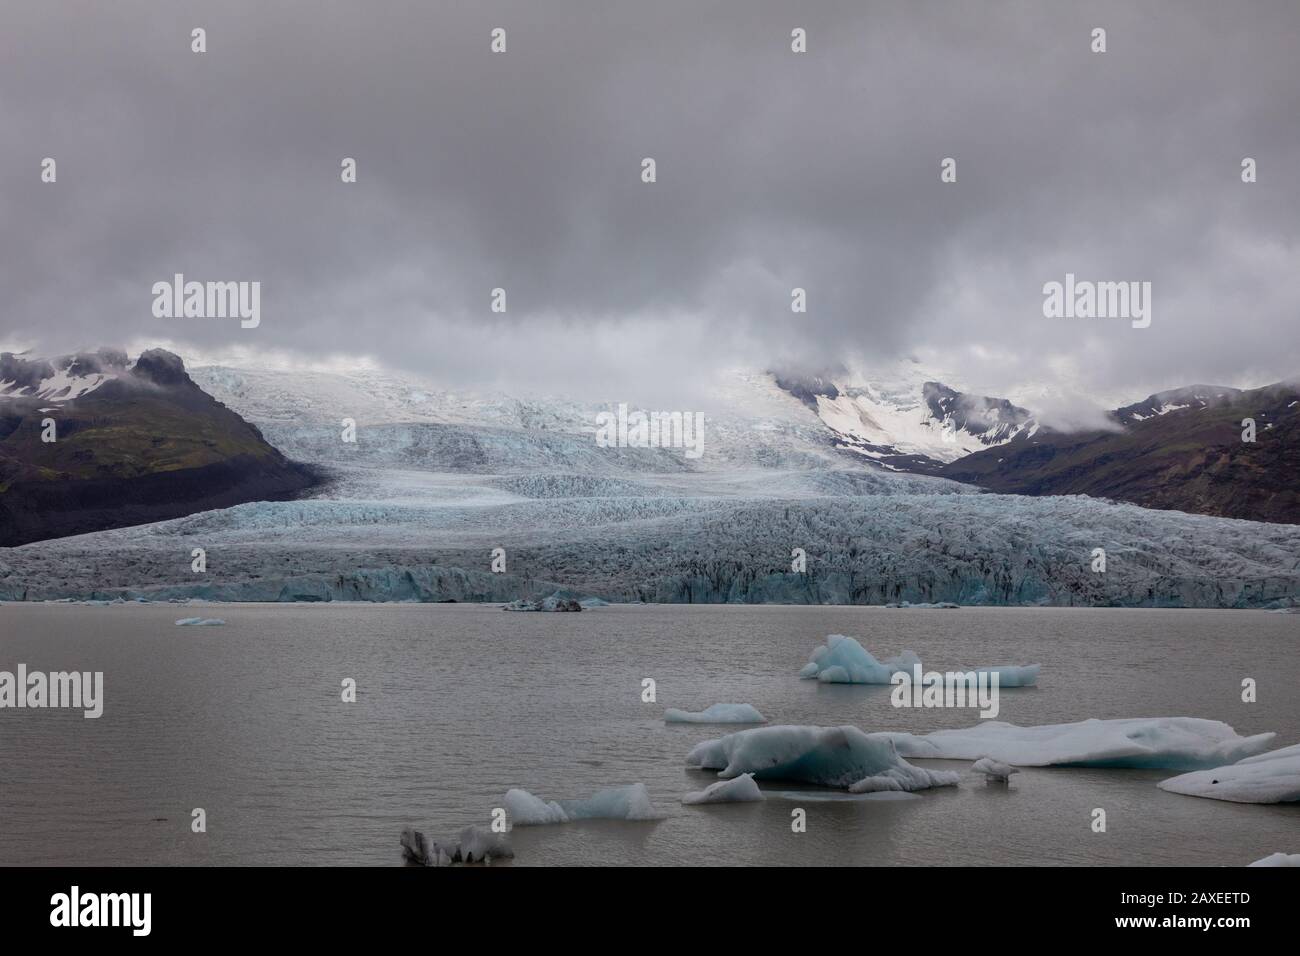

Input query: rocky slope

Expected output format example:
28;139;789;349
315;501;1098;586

0;349;321;545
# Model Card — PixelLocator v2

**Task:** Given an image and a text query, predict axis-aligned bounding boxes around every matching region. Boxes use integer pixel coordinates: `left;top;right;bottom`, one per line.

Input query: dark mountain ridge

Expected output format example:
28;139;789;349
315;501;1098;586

0;348;322;546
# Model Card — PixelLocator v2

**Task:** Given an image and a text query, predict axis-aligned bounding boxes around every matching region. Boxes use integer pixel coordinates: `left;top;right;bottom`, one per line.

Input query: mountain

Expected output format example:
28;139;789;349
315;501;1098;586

0;348;320;546
771;370;1038;472
941;381;1300;524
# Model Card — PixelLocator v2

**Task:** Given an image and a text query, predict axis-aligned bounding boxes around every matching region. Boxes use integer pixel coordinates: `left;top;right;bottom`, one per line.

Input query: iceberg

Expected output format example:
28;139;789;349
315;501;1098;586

664;703;766;724
971;757;1019;782
502;594;582;612
1157;744;1300;804
503;783;663;825
681;773;764;805
1248;853;1300;867
175;617;225;626
399;825;513;866
884;717;1276;770
686;725;960;792
798;635;920;684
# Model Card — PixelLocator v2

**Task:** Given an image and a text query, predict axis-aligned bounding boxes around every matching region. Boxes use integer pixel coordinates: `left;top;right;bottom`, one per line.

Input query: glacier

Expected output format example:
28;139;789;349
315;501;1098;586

3;361;1299;608
664;703;767;724
503;784;663;825
1157;744;1300;804
884;717;1277;770
686;725;961;792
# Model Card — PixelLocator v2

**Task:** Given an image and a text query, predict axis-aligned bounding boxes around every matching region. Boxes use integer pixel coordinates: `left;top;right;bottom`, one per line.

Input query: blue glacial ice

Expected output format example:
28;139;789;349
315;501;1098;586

686;725;960;792
664;703;766;724
503;783;663;825
1157;743;1300;804
884;717;1276;770
798;635;921;684
681;773;765;805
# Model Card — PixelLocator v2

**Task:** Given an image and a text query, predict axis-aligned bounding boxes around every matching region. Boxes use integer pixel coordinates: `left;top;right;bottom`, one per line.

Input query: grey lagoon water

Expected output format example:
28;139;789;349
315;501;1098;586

0;603;1295;866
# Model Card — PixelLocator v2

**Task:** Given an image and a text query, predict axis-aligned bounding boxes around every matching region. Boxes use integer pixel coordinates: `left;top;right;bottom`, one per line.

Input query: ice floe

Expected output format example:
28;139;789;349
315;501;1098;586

885;717;1276;770
681;773;764;805
1248;852;1300;866
400;825;513;865
798;635;920;684
664;703;766;724
1157;744;1300;804
503;783;663;825
174;617;225;626
686;724;960;792
971;757;1019;782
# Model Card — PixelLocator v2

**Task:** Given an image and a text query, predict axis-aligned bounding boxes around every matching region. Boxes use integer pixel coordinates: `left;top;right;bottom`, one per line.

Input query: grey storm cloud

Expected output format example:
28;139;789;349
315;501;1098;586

2;0;1298;407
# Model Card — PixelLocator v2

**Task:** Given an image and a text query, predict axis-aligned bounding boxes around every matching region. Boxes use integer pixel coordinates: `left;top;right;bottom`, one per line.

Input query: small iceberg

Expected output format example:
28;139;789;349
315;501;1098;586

175;617;225;626
400;825;513;866
884;717;1276;770
503;783;663;825
664;703;766;724
884;601;959;609
1157;744;1300;804
798;635;920;684
687;725;960;793
971;757;1019;783
1248;853;1300;867
681;773;764;805
502;594;582;612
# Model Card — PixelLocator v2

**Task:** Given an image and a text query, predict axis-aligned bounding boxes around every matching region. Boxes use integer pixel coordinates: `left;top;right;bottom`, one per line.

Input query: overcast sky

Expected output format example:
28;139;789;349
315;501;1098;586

2;0;1298;411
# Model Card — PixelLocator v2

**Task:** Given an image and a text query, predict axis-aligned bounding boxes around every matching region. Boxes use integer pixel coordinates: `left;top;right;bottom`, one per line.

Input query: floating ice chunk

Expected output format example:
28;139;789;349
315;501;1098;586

400;825;513;865
502;594;582;612
175;617;225;626
884;717;1276;770
681;773;764;805
1157;744;1300;804
504;784;663;825
458;825;514;863
1248;852;1300;867
664;703;766;724
971;757;1019;782
503;788;569;824
687;724;960;792
974;664;1040;687
798;635;920;684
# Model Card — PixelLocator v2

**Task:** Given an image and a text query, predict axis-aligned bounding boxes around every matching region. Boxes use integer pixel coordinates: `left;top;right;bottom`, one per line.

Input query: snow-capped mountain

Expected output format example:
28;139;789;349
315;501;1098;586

771;369;1037;470
0;348;128;402
1112;385;1243;426
0;349;318;546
